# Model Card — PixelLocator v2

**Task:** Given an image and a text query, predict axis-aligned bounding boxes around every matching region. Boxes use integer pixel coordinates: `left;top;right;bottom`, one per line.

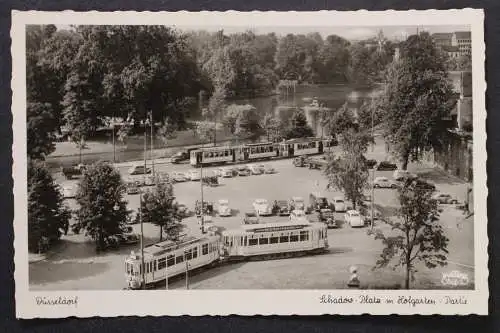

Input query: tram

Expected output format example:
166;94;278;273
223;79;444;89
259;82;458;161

220;221;328;260
125;235;220;289
189;137;336;167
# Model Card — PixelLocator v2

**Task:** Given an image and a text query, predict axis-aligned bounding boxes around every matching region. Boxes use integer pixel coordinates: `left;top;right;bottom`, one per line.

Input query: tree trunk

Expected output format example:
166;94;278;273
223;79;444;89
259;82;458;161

402;150;410;170
159;225;163;242
405;264;411;289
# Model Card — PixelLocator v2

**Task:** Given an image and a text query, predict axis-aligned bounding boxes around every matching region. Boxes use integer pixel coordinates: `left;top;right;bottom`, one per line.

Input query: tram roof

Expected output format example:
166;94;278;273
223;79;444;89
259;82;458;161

226;221;322;234
191;146;233;152
244;142;275;146
142;236;212;257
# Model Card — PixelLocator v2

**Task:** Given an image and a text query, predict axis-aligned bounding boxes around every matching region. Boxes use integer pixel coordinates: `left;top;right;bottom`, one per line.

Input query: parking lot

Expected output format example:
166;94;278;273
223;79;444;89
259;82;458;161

29;139;475;290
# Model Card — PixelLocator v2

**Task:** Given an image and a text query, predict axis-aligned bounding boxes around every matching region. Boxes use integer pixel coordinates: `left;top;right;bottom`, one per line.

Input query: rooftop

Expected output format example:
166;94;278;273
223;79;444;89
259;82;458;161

454;31;471;39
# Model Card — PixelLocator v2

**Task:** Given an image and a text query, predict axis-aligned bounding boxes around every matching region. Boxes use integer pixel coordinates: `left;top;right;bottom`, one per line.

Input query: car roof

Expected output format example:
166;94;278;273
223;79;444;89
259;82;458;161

333;197;344;200
255;198;267;202
292;196;304;200
218;199;229;204
375;176;388;180
347;210;360;214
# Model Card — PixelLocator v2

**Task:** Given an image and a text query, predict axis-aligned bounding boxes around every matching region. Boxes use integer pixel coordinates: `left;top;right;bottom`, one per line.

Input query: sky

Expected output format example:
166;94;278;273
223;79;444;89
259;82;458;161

55;24;469;41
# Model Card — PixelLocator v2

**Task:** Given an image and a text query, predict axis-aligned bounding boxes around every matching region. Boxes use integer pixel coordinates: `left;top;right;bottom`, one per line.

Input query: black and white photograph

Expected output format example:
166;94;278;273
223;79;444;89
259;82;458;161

12;10;487;317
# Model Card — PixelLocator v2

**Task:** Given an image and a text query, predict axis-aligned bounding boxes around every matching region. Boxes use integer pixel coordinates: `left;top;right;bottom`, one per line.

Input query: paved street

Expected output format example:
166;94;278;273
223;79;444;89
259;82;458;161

29;136;474;290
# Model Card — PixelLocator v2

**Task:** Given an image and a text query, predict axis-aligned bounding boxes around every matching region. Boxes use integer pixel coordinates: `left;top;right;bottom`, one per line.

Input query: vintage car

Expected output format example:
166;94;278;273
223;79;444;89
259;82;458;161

176;203;190;218
126;182;140;195
293;156;307;167
365;159;378;169
170;150;189;164
253;198;273;216
308;192;330;213
432;193;459;204
318;208;336;228
171;172;188;183
373;176;397;189
344;210;365;227
217;199;232;217
247;164;264;175
237;166;252;176
61;183;78;199
376;161;398;171
243;212;260;225
263;164;276;174
332;197;346;212
219;167;234;178
289;209;309;223
187;169;201;181
128;164;151;175
61;164;86;180
273;200;291;216
290;196;306;212
393;170;418;181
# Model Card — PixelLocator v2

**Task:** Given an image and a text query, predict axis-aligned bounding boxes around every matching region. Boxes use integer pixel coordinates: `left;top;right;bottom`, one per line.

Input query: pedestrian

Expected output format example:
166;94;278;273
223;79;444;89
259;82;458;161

64;221;69;236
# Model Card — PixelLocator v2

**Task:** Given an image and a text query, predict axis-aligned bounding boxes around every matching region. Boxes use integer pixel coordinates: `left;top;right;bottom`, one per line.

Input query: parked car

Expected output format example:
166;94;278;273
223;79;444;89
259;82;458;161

253;198;273;216
376;161;398;171
187;170;201;181
413;179;436;191
289;209;309;223
219;167;234;178
365;159;378;169
393;170;418;181
177;203;189;218
344;210;365;227
273;200;291;216
237;166;251;176
126;182;140;195
373;176;397;189
263;164;276;174
171;172;188;182
248;164;263;175
318;208;336;228
170;150;189;164
217;199;232;217
243;212;259;225
308;192;330;213
290;196;306;212
293;156;307;167
128;164;151;175
432;193;458;204
61;183;77;199
332;197;346;212
61;164;86;180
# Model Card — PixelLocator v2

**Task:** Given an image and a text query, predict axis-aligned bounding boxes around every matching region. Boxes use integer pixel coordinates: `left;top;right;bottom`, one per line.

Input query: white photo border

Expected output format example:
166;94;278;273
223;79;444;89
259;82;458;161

12;9;487;318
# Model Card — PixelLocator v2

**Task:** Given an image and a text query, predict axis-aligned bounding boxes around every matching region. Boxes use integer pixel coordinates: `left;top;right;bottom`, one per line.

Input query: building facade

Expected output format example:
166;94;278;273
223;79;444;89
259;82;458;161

451;31;472;56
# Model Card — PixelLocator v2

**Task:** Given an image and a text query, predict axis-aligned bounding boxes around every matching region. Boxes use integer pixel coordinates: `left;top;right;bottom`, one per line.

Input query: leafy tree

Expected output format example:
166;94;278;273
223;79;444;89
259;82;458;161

27;102;57;160
195;121;217;145
324;128;370;210
378;32;455;169
370;180;448;289
326;102;358;138
75;162;129;251
223;104;262;141
261;112;284;142
285;110;314;139
141;183;185;241
203;87;227;146
28;160;70;253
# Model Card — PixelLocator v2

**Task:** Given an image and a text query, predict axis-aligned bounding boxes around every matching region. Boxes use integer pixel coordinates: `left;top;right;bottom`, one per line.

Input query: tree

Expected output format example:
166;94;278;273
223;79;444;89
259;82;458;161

195;121;217;144
203;87;227;146
370;180;448;289
378;32;455;170
324;128;370;210
223;104;262;141
28;160;70;253
75;162;128;251
141;183;185;241
261;112;284;142
326;102;358;138
285;110;314;139
27;102;57;160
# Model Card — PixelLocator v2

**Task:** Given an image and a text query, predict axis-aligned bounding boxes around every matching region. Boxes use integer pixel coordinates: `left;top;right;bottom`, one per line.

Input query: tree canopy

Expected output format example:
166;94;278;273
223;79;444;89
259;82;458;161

75;162;129;250
284;110;314;139
28;160;70;253
377;32;456;169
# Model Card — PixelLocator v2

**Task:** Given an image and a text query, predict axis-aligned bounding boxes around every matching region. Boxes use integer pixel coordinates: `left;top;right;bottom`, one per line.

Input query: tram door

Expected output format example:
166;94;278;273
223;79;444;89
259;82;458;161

243;148;249;160
288;144;294;157
318;141;324;154
196;152;203;166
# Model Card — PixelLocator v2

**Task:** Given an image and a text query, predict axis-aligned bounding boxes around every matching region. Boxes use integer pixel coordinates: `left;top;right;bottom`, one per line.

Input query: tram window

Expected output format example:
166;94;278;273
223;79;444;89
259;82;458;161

176;255;184;264
244;236;247;246
154;260;157;271
202;244;208;255
279;235;289;243
167;255;175;267
185;249;193;261
270;236;279;244
158;258;166;270
248;238;258;246
259;237;269;245
193;247;198;259
300;231;309;241
290;234;299;242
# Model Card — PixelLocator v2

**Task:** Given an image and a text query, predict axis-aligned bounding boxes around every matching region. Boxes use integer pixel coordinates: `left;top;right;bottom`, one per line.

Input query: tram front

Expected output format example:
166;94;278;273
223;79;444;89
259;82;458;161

125;251;143;289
